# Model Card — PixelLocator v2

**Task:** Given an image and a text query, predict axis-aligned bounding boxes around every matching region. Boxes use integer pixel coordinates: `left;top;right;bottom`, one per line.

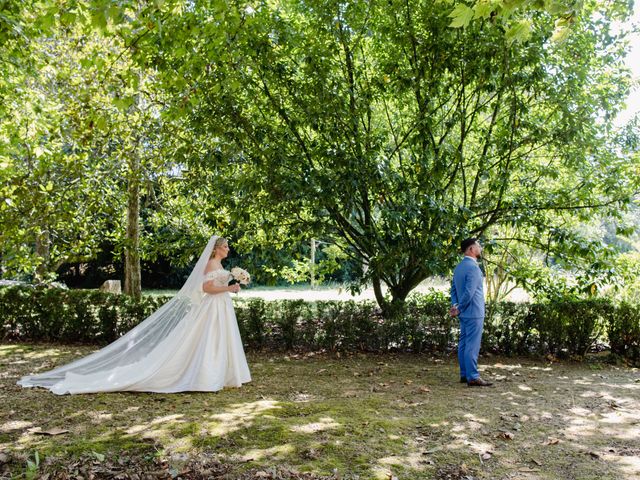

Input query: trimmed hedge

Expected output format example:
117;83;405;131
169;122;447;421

1;286;638;363
0;286;170;343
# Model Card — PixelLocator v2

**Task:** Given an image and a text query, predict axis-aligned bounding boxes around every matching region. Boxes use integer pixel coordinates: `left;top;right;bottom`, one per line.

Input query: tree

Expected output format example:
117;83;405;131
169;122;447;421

0;29;126;280
142;0;636;313
0;11;189;295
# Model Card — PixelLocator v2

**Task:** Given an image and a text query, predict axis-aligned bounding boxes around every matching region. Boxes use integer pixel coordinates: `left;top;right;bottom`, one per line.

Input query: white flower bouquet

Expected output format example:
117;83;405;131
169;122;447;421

229;267;251;286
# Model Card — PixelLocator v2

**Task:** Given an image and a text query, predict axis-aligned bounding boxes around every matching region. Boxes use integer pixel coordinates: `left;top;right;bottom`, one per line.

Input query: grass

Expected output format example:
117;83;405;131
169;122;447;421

141;278;450;299
1;344;639;479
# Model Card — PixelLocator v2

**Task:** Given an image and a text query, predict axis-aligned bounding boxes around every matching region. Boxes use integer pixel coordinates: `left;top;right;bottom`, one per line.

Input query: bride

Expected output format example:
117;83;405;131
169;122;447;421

17;235;251;394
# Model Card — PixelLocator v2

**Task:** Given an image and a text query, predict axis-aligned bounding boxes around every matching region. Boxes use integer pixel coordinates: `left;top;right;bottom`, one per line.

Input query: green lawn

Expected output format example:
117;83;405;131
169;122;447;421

1;344;639;479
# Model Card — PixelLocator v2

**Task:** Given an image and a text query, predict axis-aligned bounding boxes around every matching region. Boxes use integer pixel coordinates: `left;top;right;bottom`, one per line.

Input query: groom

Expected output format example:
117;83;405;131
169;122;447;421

449;238;493;387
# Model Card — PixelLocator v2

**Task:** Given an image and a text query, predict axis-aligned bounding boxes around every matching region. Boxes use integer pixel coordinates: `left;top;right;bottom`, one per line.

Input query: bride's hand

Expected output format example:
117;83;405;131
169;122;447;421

229;284;241;293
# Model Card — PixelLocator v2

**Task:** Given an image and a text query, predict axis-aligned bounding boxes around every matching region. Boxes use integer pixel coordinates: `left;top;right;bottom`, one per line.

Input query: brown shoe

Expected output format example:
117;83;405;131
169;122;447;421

467;377;493;387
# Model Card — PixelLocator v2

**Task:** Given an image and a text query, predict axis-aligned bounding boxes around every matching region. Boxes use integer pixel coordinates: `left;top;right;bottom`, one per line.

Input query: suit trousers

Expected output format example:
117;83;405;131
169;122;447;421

458;316;484;381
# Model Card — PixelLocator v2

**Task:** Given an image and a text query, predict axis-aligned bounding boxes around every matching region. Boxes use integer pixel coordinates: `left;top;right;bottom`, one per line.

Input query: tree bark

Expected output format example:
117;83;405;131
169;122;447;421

34;229;50;282
372;273;386;313
124;154;142;300
310;238;316;289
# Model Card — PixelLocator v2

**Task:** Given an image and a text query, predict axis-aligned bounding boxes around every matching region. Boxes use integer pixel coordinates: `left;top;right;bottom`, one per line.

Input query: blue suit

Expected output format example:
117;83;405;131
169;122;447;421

451;257;485;381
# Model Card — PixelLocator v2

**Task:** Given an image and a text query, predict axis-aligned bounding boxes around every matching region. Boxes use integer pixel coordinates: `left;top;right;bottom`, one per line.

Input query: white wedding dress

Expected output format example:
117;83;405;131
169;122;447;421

17;236;251;395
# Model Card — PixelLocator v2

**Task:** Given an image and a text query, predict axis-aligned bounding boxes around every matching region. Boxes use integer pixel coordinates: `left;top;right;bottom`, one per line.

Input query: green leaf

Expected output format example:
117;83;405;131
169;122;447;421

448;4;474;28
91;8;108;31
473;0;494;19
505;19;532;43
501;0;528;16
94;116;108;131
92;451;105;462
551;25;571;42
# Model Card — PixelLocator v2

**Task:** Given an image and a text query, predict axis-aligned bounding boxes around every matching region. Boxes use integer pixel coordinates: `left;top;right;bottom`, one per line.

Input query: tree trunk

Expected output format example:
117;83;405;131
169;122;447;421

34;229;50;282
124;154;141;300
309;238;316;289
372;273;391;316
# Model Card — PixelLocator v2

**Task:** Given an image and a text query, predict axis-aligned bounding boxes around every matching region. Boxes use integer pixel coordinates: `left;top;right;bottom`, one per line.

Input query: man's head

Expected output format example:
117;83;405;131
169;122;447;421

461;238;482;259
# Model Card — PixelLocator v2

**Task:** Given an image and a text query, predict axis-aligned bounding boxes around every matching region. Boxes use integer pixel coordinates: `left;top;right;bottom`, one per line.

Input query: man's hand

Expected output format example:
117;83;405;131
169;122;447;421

449;305;459;317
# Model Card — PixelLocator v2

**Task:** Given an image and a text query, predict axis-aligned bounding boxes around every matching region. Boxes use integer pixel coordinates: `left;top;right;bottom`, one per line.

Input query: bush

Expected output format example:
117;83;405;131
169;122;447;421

1;285;639;363
484;302;535;355
607;302;640;363
0;286;172;343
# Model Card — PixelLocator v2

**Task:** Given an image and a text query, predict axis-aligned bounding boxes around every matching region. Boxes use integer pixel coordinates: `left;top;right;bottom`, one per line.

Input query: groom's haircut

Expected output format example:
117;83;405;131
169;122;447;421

460;238;478;253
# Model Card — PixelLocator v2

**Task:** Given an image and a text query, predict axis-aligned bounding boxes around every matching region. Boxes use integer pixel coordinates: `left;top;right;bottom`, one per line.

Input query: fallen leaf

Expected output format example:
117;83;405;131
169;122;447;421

499;431;515;440
545;437;561;445
404;380;413;385
418;386;431;393
481;452;493;460
423;446;442;454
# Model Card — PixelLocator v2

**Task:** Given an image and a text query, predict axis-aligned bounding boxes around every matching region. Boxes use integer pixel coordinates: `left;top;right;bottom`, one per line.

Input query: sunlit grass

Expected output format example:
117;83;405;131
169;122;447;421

1;344;639;478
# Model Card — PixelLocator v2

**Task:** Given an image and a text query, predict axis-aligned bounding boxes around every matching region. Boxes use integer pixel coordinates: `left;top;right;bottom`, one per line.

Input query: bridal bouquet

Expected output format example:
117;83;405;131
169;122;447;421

229;267;251;286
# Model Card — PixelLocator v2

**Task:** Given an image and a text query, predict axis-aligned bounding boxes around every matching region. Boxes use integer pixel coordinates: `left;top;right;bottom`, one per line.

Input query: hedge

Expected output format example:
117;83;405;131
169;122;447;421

1;286;638;363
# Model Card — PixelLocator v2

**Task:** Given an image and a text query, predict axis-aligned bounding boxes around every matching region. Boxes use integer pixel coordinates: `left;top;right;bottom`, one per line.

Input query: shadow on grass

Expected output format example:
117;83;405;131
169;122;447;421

1;344;639;479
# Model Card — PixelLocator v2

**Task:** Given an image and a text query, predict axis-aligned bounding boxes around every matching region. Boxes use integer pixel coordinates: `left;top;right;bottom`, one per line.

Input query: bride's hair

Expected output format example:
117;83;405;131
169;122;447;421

211;237;228;257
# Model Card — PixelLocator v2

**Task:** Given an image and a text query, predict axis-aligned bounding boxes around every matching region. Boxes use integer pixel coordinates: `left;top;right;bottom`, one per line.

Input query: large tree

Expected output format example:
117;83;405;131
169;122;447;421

0;28;127;280
142;0;636;312
0;9;192;293
2;0;637;307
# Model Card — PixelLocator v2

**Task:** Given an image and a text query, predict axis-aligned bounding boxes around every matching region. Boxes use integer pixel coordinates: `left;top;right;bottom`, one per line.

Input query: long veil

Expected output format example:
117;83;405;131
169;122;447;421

18;235;219;390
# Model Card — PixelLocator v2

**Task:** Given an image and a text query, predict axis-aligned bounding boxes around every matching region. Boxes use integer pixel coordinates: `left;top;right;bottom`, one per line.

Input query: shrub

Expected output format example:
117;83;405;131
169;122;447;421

1;285;639;363
607;302;640;363
0;286;172;343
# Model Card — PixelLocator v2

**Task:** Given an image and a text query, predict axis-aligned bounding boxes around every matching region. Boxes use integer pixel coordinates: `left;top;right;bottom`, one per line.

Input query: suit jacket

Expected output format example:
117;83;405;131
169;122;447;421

451;257;485;319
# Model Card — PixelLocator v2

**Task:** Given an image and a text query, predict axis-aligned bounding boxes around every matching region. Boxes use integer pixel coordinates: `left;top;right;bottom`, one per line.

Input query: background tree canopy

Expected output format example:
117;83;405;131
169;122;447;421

1;0;639;312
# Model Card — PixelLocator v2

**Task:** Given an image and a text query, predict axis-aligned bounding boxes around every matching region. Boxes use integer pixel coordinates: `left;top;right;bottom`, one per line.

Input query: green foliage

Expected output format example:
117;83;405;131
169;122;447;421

1;0;638;314
608;251;640;303
25;450;40;480
607;301;640;363
0;286;170;343
262;242;349;284
529;299;608;357
447;0;589;43
138;0;638;313
3;286;640;364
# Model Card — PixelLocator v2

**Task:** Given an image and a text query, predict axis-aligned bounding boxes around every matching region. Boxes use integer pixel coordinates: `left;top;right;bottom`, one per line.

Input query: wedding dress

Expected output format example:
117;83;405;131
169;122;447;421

17;235;251;394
